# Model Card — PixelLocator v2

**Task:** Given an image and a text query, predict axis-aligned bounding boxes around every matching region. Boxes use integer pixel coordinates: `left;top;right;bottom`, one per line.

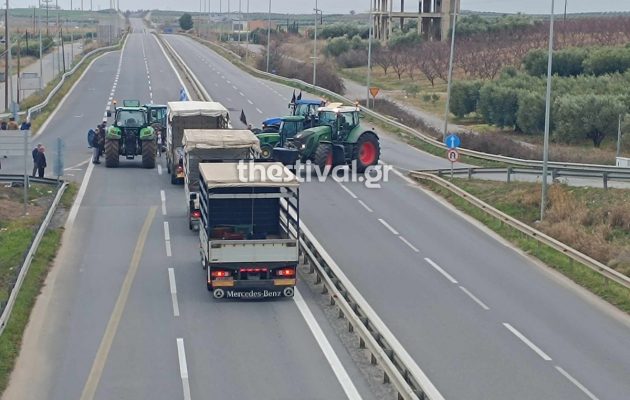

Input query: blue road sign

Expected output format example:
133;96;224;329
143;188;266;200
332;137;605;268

445;133;461;149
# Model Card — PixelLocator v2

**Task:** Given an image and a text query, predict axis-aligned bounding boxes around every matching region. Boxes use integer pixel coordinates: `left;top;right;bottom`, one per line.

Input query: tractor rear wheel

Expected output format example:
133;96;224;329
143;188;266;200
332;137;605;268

352;132;380;172
105;139;119;168
260;144;273;160
313;143;333;172
142;140;156;169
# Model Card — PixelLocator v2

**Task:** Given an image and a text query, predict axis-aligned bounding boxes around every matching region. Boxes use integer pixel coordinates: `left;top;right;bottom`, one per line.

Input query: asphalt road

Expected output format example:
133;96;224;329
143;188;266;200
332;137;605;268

163;33;630;400
4;20;378;400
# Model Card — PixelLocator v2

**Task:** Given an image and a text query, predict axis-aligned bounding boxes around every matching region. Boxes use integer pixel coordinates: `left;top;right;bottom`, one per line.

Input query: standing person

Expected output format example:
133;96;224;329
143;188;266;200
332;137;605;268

92;124;104;164
7;117;19;130
98;122;106;157
1;120;7;130
20;120;31;130
32;143;42;177
36;146;47;178
156;130;163;157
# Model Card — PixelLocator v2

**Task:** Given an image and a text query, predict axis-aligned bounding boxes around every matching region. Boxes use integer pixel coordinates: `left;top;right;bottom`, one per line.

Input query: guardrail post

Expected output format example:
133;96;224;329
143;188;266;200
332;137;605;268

603;172;608;190
551;169;558;181
507;167;512;183
467;168;472;180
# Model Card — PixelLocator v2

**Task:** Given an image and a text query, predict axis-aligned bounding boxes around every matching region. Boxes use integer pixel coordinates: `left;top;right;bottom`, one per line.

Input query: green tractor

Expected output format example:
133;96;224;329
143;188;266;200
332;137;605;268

273;104;380;172
105;100;156;168
145;104;168;150
256;115;305;160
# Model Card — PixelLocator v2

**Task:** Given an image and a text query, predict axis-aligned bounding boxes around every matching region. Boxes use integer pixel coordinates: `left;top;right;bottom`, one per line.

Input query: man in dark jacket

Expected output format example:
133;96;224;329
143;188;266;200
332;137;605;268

92;124;105;164
32;143;42;177
36;146;47;178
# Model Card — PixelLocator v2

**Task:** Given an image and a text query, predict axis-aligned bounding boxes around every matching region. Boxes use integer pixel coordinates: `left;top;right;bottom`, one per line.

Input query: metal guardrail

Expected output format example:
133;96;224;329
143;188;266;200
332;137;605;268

26;35;126;124
422;166;630;189
0;181;67;336
184;34;630;174
0;174;61;185
409;171;630;291
154;33;209;102
167;34;442;398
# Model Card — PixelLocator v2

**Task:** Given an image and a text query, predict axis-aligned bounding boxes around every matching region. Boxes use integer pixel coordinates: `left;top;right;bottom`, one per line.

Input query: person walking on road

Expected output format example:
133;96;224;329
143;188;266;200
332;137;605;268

92;124;104;164
32;143;42;177
36;146;47;178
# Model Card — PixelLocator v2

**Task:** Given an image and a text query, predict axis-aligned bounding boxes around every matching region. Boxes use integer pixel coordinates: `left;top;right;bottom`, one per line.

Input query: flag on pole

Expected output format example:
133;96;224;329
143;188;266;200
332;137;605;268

179;88;189;101
290;90;296;104
297;91;302;101
240;110;248;126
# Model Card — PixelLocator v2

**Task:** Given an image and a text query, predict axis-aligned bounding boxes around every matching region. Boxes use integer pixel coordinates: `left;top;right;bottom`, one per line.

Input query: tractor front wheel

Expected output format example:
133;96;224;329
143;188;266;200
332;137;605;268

142;140;156;169
105;139;119;168
313;143;333;172
352;132;380;172
260;144;273;160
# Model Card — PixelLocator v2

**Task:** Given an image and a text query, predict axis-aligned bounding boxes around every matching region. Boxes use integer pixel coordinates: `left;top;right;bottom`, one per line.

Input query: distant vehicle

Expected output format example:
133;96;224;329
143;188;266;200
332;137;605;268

182;129;260;230
105;100;156;168
261;98;325;131
199;162;300;300
166;101;231;184
256;116;304;160
273;104;380;172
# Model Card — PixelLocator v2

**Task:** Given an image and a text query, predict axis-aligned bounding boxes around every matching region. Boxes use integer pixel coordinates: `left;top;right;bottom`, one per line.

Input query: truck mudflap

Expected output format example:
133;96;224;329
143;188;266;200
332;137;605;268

207;266;296;299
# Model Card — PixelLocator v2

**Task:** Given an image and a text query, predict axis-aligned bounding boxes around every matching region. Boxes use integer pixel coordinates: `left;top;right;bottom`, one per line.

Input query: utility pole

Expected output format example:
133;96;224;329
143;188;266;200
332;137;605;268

39;0;43;90
5;1;9;111
312;0;318;88
266;0;271;72
617;114;623;159
442;0;459;141
540;0;556;221
366;0;373;108
238;0;241;45
245;0;249;61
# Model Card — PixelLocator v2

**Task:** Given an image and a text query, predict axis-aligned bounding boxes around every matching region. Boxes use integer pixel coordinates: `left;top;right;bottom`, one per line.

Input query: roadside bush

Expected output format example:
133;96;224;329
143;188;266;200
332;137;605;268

449;81;482;118
335;49;368;68
319;23;369;39
553;94;627;146
523;47;588;77
583;47;630;76
516;91;546;135
324;37;350;57
387;31;422;50
478;84;519;128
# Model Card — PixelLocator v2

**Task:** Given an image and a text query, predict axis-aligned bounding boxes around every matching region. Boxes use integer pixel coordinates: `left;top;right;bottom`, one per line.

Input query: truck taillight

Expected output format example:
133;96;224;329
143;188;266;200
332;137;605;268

191;210;201;219
211;270;231;278
276;268;295;277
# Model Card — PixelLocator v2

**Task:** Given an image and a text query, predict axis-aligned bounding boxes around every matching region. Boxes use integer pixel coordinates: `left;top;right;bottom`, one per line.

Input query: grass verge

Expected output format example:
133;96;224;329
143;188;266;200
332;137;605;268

417;178;630;313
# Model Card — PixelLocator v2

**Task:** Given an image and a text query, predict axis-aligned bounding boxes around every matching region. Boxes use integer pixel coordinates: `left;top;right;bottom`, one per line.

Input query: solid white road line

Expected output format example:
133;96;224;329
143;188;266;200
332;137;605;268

168;268;180;317
293;289;363;400
458;286;490;310
64;158;90;171
399;236;420;253
337;182;357;199
554;366;599;400
66;161;95;227
357;200;373;213
378;218;399;235
176;338;192;400
424;257;458;284
152;35;190;99
503;323;552;361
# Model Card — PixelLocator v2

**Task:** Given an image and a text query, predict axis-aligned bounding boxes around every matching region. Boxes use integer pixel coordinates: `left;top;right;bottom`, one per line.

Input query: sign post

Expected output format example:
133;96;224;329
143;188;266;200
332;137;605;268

444;133;461;179
54;138;65;182
369;87;379;108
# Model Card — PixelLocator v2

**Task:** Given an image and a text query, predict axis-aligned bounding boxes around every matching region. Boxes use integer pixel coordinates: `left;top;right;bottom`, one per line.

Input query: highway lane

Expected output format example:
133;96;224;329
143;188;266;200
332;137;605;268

4;22;378;400
165;33;630;400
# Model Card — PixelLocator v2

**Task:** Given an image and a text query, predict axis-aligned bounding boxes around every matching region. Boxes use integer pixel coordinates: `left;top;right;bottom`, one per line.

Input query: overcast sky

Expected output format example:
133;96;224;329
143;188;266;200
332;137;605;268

7;0;630;14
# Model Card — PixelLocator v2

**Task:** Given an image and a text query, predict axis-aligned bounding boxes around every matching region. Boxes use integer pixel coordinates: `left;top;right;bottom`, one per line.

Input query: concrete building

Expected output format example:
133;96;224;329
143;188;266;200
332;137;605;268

372;0;460;41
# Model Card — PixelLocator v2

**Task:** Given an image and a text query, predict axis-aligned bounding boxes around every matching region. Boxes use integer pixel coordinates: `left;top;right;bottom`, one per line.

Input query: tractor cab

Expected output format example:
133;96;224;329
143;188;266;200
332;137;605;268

115;107;147;127
277;115;305;147
317;105;361;141
289;99;325;128
256;116;305;160
145;104;167;127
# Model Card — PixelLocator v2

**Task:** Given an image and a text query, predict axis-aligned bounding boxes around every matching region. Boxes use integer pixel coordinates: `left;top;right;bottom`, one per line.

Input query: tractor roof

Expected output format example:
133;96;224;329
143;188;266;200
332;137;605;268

145;104;167;108
318;105;360;113
183;129;261;153
117;107;145;112
200;162;299;189
167;101;229;120
263;117;282;126
281;115;305;122
295;99;324;106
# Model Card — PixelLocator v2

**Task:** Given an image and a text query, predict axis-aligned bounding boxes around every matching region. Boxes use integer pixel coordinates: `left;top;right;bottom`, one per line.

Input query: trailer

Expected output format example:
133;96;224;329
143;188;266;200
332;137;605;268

199;162;300;299
183;129;261;230
166;101;230;184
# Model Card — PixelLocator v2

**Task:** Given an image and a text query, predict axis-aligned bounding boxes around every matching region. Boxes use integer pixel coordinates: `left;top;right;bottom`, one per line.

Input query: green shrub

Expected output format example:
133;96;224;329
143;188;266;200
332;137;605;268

583;47;630;76
450;80;482;118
